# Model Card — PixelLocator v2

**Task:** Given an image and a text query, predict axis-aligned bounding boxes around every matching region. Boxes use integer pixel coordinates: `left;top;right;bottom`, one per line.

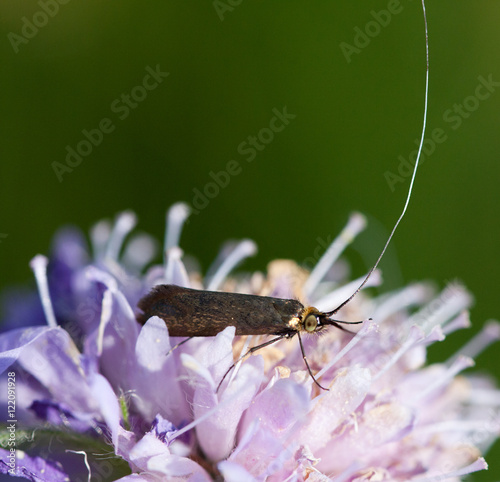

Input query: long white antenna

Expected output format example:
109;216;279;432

328;0;429;316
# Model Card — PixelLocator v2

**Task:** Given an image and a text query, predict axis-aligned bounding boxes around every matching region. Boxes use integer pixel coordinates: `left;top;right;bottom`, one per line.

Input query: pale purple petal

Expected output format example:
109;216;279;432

164;247;191;287
16;328;96;415
88;372;121;448
94;289;140;393
194;326;235;385
132;316;189;425
195;355;264;461
124;432;211;481
127;432;170;472
115;475;157;482
228;423;285;478
316;402;414;473
218;461;255;482
298;366;371;453
29;400;92;432
240;378;310;442
0;448;70;481
0;326;53;374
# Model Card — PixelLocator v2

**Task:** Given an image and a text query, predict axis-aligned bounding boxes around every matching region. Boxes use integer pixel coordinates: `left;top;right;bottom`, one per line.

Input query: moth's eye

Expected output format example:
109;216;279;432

304;314;318;333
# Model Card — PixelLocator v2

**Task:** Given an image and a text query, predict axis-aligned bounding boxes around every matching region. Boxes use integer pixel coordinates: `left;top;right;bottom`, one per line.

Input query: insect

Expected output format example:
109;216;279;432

137;0;430;393
137;284;362;390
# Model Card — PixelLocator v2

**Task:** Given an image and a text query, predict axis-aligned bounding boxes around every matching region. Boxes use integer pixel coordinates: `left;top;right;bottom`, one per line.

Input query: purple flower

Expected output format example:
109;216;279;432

0;203;498;481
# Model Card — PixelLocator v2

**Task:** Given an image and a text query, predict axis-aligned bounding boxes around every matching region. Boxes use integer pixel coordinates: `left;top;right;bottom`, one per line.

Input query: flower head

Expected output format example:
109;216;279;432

0;203;499;481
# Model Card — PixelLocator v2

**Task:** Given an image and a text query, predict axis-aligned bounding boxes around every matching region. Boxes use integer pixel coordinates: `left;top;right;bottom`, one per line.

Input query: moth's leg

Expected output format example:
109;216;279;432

216;334;287;393
167;336;194;356
297;331;329;391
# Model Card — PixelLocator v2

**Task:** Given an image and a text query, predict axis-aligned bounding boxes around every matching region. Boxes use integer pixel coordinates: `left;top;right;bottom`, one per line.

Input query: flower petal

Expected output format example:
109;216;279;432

0;448;70;481
240;378;310;440
133;316;188;425
298;365;371;453
218;461;255;482
88;372;121;448
195;355;263;461
125;432;211;481
0;326;53;374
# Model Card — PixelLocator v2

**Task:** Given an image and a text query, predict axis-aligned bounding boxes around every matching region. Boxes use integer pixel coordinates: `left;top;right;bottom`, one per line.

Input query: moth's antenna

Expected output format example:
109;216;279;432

330;0;429;316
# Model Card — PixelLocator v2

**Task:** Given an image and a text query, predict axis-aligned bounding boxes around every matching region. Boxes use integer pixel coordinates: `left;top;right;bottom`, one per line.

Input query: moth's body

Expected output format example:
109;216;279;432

137;284;324;338
137;284;346;390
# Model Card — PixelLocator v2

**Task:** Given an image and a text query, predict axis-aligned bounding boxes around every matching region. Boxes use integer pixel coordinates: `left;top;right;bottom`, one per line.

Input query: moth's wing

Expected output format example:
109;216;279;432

137;285;304;337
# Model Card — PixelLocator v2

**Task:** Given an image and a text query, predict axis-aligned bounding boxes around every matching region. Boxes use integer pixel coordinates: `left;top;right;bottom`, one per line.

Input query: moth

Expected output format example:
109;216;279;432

137;284;362;390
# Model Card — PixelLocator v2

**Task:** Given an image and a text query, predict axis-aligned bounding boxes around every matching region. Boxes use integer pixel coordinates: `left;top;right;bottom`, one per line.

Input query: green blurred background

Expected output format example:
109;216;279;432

1;1;499;479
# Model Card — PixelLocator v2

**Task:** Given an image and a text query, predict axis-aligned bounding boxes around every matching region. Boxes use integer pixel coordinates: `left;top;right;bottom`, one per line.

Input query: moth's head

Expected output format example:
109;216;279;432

299;306;364;335
297;306;327;334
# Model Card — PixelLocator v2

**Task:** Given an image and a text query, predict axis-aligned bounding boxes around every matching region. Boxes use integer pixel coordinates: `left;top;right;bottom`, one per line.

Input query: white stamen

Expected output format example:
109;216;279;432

66;450;91;482
85;266;118;293
418;325;445;346
206;239;257;291
90;220;111;261
230;418;260;460
144;265;168;290
441;311;471;336
105;211;137;261
113;291;136;323
372;325;425;381
29;255;57;328
96;290;113;356
416;356;474;401
311;319;377;386
372;283;433;322
467;388;500;406
314;270;381;312
85;267;135;322
227;335;253;388
121;234;158;272
415;419;495;435
330;461;363;482
168;370;240;443
448;320;500;364
164;247;190;287
408;283;472;335
259;443;295;480
410;457;487;481
478;433;500;457
281;470;298;482
303;213;366;299
164;202;191;254
181;353;216;390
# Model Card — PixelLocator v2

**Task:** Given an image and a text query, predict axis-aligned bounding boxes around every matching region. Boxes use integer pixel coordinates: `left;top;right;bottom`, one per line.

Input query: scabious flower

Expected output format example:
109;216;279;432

0;203;499;481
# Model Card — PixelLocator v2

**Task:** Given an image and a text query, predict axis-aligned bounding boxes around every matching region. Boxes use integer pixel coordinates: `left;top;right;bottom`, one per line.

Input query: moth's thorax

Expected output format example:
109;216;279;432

287;316;301;331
